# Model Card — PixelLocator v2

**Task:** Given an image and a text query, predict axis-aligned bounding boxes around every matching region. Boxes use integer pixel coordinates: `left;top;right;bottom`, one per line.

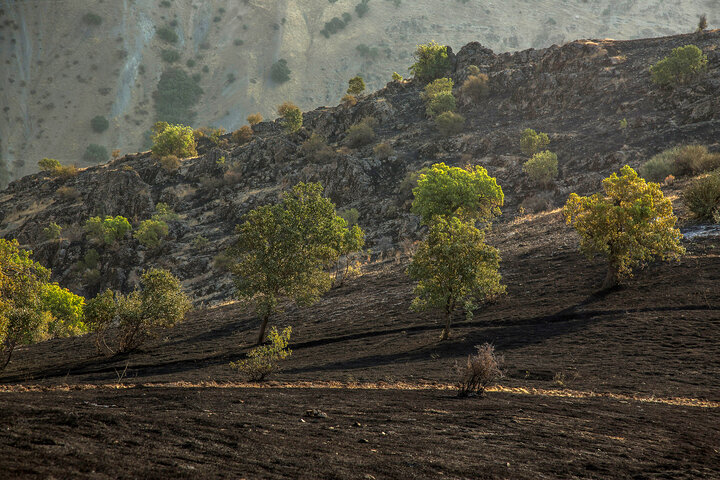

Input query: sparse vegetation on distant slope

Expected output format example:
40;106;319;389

83;144;108;164
650;44;707;87
270;59;291;84
226;182;365;345
90;115;109;133
153;68;203;125
563;165;685;289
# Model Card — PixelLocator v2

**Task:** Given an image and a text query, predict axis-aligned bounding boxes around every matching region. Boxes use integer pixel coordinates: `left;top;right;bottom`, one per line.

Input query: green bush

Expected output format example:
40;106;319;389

82;12;102;26
409;41;450;82
355;0;370;17
43;222;62;241
247;113;263;125
38;158;61;172
230;326;292;381
134;219;169;248
39;283;87;339
435;111;465;135
522;150;559;186
154;68;203;124
270;59;291;83
156;25;178;43
277;102;303;133
347;75;366;96
650;45;707;87
639;147;679;181
161;49;181;63
346;118;376;147
83;144;109;164
684;172;720;222
91;115;109;133
392;72;403;82
84;216;132;245
151;122;198;158
520;128;550;156
422;78;455;117
640;145;720;180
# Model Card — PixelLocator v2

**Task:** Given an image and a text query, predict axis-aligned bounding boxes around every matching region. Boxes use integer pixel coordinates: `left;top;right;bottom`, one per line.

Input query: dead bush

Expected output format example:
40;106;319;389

520;192;554;213
301;133;336;163
455;343;503;397
233;125;253;145
159;155;180;172
460;73;489;102
373;142;394;160
246;113;263;125
341;94;357;107
56;186;80;202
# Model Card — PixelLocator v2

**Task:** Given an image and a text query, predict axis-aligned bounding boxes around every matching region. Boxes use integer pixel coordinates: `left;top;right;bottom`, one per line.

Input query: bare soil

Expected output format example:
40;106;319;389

1;211;719;479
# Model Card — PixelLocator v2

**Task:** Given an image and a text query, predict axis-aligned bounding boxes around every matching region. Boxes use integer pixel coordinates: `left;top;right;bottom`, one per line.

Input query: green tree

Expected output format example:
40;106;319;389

408;217;505;340
38;158;61;172
277;102;303;133
227;182;364;344
421;78;455;117
84;216;132;245
230;326;292;381
134;219;169;248
83;144;109;164
270;59;291;83
650;45;707;87
153;67;203;124
409;41;451;82
39;283;87;338
91;115;109;133
411;163;504;225
520;128;550;156
563;165;685;289
522;150;559;186
151;121;198;158
347;75;366;95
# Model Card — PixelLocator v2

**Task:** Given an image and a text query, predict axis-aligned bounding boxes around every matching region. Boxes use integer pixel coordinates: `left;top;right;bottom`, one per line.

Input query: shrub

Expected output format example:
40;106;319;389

153;202;179;222
82;12;102;26
563;166;685;289
523;150;558;186
52;164;79;179
87;269;191;353
338;208;360;226
650;45;707;87
233;125;253;144
153;67;203;124
277;102;303;133
161;49;181;63
247;113;263;125
56;186;80;201
460;73;489;102
435;111;465;135
355;0;370;17
674;145;720;175
346;119;376;147
270;59;291;83
151;122;198;158
186;59;196;68
392;72;403;82
455;343;503;397
38;158;61;172
408;216;505;340
347;75;366;95
39;283;87;339
83;144;109;163
684;172;720;222
84;215;132;245
639;147;679;181
373;142;394;160
230;326;292;381
520;128;550;156
43;222;62;241
409;41;450;82
300;134;335;163
156;25;178;43
159;154;181;172
341;94;357;107
227;182;364;344
698;14;708;32
520;192;554;213
90;115;109;133
412;163;504;225
134;219;169;248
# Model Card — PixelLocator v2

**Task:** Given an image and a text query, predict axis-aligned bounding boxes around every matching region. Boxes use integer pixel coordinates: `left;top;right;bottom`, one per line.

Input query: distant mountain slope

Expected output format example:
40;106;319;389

0;0;711;184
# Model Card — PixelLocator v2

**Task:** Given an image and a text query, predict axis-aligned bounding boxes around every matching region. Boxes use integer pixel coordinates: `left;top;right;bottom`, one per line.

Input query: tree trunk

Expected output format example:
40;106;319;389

602;264;619;290
1;343;15;370
256;313;271;346
440;297;453;340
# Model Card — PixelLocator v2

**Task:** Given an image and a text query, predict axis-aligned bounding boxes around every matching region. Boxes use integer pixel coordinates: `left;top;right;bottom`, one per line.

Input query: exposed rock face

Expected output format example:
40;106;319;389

2;32;720;304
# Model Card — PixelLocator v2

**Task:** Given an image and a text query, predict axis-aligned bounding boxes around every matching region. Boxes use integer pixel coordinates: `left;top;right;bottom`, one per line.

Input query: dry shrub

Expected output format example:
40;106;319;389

373;142;394;160
111;149;122;160
455;343;503;397
53;164;79;179
520;192;554;213
346;118;377;147
460;73;489;102
159;155;180;172
233;125;253;145
684;172;720;221
301;133;335;163
246;113;263;125
674;145;711;176
56;186;80;201
341;94;357;107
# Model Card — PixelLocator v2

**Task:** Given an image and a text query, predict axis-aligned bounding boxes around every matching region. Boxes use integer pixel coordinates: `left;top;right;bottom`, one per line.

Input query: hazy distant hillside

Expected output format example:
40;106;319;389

0;0;710;184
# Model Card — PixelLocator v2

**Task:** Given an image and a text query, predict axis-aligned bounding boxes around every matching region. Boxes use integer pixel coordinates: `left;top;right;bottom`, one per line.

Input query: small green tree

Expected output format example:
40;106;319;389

411;163;504;225
422;78;455;117
347;75;366;95
563;166;685;289
409;41;451;82
277;102;303;133
520;128;550;156
84;216;132;245
650;45;707;87
522;150;559;186
227;182;364;344
435;111;465;135
151;122;198;158
270;59;291;83
392;72;404;82
38;158;61;172
134;219;169;248
408;216;505;340
83;144;109;164
230;326;292;381
91;115;109;133
39;283;87;338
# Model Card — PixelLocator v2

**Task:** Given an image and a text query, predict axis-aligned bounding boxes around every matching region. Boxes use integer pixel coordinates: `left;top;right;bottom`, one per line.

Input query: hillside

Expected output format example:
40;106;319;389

1;30;719;305
0;0;712;184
